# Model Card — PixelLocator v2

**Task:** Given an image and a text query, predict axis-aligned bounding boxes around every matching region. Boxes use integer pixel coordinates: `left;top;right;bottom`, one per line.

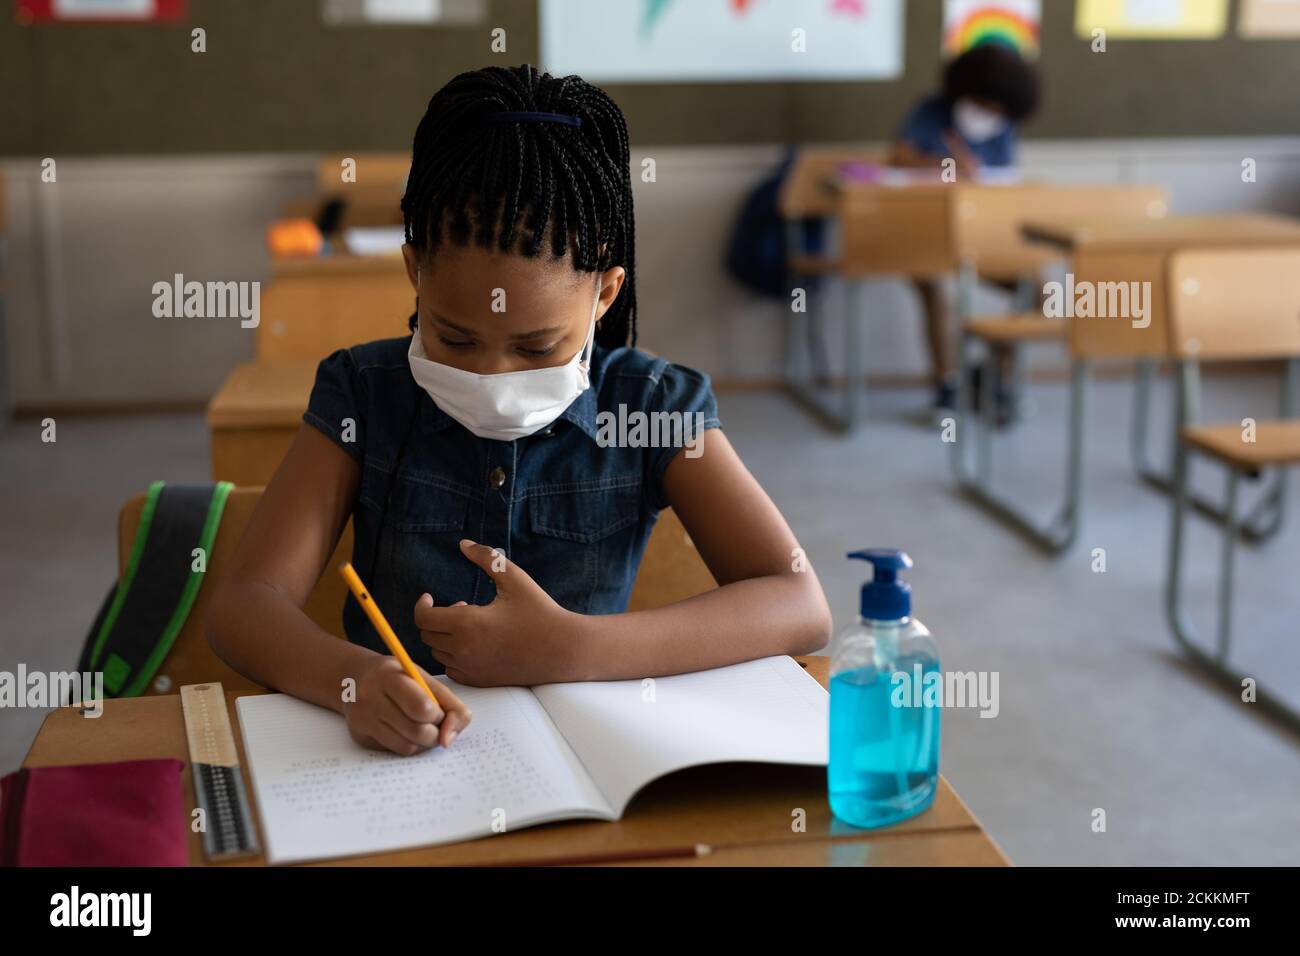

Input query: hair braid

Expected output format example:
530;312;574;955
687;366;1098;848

400;64;638;347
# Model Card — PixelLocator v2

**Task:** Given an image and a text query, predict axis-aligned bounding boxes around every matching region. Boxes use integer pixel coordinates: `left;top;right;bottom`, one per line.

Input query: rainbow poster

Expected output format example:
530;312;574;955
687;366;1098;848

540;0;904;82
942;0;1041;60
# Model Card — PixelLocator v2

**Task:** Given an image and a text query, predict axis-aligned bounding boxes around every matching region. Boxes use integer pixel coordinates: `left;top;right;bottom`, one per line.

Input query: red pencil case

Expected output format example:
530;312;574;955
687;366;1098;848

0;758;188;867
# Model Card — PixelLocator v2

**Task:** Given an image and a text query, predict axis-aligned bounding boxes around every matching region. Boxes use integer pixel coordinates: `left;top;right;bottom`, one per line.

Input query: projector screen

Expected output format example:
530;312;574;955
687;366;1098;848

539;0;904;83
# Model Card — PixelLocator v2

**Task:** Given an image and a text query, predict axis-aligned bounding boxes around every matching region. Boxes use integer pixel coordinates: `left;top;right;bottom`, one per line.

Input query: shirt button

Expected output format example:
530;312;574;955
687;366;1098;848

489;466;506;489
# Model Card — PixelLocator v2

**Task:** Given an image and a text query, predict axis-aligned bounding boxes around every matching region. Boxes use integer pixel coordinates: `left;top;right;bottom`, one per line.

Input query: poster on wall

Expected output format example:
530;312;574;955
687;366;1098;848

1239;0;1300;37
15;0;186;21
1074;0;1228;38
539;0;905;83
942;0;1041;60
320;0;486;26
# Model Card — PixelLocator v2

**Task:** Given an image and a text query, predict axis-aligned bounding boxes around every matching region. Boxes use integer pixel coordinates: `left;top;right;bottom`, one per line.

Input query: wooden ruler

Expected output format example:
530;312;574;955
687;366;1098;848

180;683;260;861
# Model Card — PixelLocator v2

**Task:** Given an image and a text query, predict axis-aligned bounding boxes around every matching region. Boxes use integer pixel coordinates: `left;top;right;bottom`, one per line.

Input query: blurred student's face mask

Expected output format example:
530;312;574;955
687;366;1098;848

953;99;1009;144
408;275;601;442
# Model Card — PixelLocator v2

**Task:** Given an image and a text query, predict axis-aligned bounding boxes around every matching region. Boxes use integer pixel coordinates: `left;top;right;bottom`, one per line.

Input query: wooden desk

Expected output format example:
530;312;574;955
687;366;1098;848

1023;211;1300;255
207;360;317;485
778;146;888;220
780;148;1167;282
1023;212;1300;359
605;830;1009;866
279;196;404;231
315;152;409;197
258;249;411;363
23;657;1008;867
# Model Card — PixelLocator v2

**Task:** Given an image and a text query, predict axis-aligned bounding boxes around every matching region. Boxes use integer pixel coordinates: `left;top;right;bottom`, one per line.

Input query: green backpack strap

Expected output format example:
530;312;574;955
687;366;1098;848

82;481;234;698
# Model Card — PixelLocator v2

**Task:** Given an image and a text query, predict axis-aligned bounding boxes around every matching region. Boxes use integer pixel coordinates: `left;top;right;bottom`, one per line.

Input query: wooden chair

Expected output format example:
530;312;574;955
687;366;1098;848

115;488;715;696
1163;247;1300;730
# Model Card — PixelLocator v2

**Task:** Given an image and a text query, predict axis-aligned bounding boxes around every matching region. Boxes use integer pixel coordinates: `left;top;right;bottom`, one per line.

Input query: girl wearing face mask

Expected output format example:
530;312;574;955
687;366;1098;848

206;65;834;756
889;44;1041;420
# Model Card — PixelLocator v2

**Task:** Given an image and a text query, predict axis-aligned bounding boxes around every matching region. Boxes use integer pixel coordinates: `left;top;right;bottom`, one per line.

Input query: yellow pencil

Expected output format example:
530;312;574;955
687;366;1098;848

338;562;440;707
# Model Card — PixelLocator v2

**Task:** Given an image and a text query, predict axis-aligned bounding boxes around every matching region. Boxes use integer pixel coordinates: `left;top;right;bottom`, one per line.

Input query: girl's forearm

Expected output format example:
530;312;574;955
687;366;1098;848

205;578;379;715
570;573;832;681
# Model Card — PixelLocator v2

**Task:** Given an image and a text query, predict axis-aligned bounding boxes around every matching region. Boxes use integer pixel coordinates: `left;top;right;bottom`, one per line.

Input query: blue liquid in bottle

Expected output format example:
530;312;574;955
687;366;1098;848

829;653;940;828
828;550;941;829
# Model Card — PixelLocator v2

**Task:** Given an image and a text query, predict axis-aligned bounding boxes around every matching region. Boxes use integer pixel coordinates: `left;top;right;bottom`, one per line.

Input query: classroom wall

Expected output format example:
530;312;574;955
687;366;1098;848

3;0;1300;158
7;135;1300;407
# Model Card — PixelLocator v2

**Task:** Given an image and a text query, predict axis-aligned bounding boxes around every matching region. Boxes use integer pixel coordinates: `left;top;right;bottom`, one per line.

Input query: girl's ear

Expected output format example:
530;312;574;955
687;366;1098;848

400;243;421;292
597;265;627;317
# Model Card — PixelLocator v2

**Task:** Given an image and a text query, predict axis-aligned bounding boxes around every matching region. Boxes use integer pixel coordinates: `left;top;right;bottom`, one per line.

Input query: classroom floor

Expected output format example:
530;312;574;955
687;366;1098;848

2;371;1297;866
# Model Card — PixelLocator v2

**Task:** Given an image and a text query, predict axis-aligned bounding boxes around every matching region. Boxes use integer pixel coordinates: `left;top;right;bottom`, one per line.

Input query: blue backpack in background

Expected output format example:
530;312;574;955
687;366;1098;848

724;148;826;299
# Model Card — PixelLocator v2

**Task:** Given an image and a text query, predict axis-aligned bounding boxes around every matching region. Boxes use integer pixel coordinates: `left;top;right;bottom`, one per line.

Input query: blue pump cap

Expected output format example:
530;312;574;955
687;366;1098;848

847;549;913;621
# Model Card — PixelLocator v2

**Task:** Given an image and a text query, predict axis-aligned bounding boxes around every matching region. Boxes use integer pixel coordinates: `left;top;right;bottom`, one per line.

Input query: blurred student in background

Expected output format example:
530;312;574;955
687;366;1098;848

890;43;1041;419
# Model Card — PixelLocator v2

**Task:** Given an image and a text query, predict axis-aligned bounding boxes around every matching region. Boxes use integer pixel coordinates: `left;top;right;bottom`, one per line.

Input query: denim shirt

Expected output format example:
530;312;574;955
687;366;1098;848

303;336;721;675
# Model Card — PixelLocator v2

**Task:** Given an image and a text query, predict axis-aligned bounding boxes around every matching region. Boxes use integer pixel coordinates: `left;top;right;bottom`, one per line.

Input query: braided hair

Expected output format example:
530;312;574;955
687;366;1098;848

400;64;638;348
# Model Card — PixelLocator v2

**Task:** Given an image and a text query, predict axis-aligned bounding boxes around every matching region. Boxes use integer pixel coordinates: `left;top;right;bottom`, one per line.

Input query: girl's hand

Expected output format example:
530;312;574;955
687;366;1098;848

343;654;472;755
414;539;584;687
941;131;982;178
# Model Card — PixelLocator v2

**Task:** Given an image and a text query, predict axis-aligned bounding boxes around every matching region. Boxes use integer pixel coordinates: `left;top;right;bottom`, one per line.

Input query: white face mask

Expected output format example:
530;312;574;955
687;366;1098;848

407;277;601;442
953;99;1009;144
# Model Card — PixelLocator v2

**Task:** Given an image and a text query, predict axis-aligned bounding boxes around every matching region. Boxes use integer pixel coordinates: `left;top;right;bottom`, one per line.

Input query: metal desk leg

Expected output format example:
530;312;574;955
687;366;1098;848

951;352;1085;555
1216;467;1239;663
782;278;867;433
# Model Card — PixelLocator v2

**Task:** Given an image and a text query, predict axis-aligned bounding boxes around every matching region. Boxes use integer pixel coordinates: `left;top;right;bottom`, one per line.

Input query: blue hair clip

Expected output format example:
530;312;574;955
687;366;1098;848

482;110;582;128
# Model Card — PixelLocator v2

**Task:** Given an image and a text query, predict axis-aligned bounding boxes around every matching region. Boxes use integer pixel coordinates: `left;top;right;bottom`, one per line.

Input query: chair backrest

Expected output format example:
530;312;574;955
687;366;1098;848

1166;247;1300;362
117;488;715;694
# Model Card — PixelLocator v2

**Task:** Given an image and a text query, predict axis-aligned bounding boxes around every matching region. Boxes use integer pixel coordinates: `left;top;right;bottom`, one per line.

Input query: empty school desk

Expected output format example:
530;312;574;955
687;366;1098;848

777;149;1166;430
207;361;317;485
1026;210;1300;500
23;657;1009;867
315;152;410;198
258;250;412;363
952;212;1300;552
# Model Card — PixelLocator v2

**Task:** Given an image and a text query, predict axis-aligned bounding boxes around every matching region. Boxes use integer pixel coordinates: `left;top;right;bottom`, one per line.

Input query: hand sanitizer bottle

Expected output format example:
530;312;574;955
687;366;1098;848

828;549;941;829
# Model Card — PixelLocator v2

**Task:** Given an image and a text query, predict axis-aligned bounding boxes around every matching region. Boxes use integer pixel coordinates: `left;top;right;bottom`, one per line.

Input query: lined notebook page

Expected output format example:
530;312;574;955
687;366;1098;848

532;655;829;817
236;684;610;864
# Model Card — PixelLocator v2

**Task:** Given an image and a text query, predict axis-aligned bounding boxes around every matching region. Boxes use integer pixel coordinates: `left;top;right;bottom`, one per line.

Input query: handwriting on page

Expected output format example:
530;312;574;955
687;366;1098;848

268;727;564;840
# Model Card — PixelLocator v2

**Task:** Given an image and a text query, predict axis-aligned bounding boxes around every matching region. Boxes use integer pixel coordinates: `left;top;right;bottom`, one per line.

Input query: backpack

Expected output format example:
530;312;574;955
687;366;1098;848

76;481;233;699
724;148;826;299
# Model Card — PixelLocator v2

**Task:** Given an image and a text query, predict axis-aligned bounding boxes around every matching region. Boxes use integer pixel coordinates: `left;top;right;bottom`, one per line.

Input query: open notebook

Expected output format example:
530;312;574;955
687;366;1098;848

235;655;828;864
